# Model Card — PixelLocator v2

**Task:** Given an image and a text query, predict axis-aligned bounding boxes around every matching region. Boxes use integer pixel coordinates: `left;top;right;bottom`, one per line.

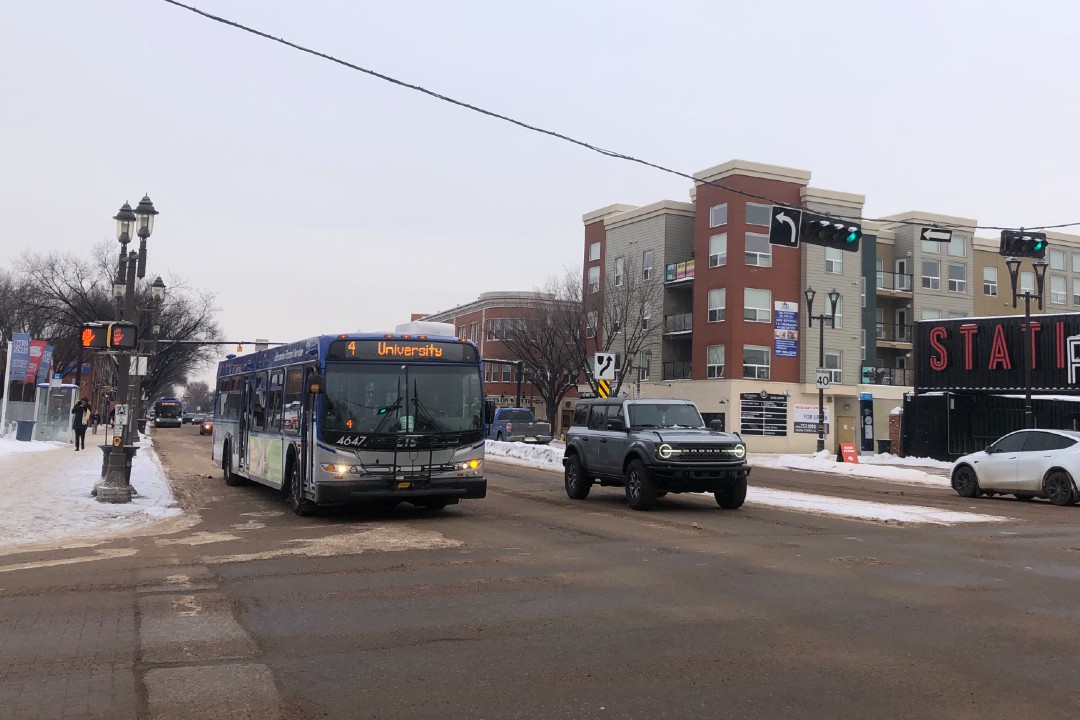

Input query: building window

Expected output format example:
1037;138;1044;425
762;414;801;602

614;257;625;287
921;260;940;290
743;345;770;380
639;350;652;381
949;311;968;319
825;247;843;274
468;322;479;342
1051;249;1066;270
875;307;885;339
707;345;725;379
502;364;513;383
1074;279;1080;305
921;238;941;254
1073;253;1080;273
611;310;623;335
832;295;843;329
876;258;884;288
825;351;842;384
707;288;726;323
709;203;728;228
709;233;727;267
457;325;467;339
1020;271;1033;295
642;249;654;280
586;311;597;338
1051;275;1066;304
745;232;772;267
589;242;600;262
588;266;600;294
947;263;967;293
947;237;966;257
744;288;772;323
922;309;941;320
983;267;998;296
642;304;651;330
745;203;771;226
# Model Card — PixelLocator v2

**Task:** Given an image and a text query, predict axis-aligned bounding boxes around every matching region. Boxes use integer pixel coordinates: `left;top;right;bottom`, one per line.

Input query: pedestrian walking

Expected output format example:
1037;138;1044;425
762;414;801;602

71;397;91;450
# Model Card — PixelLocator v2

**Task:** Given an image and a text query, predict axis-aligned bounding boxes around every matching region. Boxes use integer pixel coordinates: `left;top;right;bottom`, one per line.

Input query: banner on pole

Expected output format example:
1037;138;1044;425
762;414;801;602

25;340;47;382
36;345;54;385
10;333;30;381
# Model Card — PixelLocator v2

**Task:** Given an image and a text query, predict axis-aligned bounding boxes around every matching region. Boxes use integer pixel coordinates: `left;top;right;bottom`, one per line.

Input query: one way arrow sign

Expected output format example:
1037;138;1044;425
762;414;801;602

769;206;803;248
921;227;953;243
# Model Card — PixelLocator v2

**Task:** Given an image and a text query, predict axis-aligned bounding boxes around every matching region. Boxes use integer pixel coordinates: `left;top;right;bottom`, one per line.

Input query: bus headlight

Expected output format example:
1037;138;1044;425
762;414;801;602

456;458;482;475
321;463;360;478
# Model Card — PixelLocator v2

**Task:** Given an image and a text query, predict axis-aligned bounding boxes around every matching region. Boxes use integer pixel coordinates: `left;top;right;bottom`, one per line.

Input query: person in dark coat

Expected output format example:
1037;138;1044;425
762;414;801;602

71;397;91;450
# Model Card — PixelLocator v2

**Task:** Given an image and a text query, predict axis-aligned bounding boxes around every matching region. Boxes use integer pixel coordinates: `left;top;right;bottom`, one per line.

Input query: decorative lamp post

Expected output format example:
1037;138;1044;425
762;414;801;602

1004;256;1047;429
805;286;840;453
97;197;159;504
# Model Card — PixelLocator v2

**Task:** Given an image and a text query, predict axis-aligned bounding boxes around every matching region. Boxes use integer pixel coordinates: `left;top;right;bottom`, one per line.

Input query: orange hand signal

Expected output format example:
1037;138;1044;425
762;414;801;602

81;328;96;347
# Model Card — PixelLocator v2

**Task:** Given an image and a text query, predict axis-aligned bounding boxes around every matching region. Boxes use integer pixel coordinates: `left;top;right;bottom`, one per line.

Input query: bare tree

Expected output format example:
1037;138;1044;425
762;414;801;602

182;380;214;412
581;257;663;396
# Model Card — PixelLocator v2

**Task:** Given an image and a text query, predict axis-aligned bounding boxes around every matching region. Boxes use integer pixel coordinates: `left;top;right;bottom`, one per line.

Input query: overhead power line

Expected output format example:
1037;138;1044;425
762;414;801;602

160;0;1080;234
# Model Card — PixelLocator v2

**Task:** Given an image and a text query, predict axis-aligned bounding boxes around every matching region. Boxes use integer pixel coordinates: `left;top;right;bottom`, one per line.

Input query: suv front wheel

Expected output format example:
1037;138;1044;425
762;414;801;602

714;476;747;509
625;459;657;511
564;455;592;500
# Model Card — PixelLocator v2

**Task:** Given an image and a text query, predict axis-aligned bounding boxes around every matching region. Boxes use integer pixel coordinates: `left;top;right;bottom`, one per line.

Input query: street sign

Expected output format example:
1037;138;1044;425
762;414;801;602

594;352;616;380
115;404;129;426
769;206;802;248
920;227;953;244
597;379;611;398
815;368;831;390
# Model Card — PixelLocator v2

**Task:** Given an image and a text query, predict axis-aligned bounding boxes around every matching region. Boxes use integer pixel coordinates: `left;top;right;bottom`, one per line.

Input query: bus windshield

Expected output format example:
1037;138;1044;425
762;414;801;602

323;363;483;436
155;401;183;419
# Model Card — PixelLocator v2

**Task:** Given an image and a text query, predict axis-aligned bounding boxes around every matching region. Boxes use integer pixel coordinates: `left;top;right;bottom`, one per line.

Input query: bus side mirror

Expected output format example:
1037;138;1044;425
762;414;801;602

308;373;325;394
483;399;496;423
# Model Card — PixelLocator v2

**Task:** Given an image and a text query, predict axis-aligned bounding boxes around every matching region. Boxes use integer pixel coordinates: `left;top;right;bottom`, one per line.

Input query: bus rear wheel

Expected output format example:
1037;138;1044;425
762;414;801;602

287;462;316;516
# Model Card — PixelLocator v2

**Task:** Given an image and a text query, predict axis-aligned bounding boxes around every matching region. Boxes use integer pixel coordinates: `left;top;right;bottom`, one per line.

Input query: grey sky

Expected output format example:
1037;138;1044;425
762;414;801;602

3;1;1078;387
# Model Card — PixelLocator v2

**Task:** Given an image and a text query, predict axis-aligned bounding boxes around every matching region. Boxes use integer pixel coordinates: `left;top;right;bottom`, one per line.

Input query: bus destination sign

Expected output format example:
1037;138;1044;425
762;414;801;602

328;339;479;363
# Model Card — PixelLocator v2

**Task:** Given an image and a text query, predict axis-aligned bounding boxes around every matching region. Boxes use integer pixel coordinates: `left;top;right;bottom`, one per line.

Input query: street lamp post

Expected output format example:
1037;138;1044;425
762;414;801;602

97;196;159;504
805;286;840;453
1004;256;1048;429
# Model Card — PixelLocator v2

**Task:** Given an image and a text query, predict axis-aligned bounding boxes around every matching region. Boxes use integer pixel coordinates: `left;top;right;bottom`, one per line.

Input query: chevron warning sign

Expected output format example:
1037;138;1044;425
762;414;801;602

596;379;611;398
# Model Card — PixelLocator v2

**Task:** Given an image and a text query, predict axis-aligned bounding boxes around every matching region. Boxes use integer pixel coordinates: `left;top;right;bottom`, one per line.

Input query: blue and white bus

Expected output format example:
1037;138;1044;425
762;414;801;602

212;322;486;515
153;397;184;428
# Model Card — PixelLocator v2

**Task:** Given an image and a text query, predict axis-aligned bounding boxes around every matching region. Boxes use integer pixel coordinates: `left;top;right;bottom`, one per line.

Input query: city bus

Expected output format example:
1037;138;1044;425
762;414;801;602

211;322;486;515
153;397;184;428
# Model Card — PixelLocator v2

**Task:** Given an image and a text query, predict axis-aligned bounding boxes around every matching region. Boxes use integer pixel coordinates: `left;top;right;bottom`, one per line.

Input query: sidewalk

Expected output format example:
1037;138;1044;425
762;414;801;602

0;433;181;553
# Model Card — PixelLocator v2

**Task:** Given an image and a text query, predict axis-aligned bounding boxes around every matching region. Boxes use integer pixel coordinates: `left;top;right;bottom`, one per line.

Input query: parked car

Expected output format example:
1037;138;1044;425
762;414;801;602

199;418;214;436
485;406;552;444
950;428;1080;505
562;398;749;511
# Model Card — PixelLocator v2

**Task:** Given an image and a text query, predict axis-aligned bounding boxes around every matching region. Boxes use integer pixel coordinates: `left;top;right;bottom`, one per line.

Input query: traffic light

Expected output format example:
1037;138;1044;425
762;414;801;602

80;322;138;349
999;230;1047;259
800;213;862;252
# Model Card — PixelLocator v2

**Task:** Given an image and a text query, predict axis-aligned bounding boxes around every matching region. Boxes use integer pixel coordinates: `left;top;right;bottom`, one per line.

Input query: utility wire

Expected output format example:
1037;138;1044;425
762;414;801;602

160;0;1080;234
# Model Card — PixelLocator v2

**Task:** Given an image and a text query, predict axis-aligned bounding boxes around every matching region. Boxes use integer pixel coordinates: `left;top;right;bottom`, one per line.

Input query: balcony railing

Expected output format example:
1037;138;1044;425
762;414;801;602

876;322;914;343
665;261;695;283
664;313;693;333
662;361;693;380
861;367;914;386
877;271;914;293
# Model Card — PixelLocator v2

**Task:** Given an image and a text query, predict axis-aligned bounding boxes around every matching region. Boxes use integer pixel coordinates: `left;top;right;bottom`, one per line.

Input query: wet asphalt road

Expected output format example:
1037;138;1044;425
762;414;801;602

3;426;1080;719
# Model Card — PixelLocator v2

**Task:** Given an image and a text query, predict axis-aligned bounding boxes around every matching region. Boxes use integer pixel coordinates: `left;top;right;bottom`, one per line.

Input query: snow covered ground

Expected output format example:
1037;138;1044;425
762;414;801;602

0;433;183;553
0;434;998;553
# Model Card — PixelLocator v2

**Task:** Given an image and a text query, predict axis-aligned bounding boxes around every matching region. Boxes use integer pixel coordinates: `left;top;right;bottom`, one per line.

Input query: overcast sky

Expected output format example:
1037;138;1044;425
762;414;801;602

3;1;1078;388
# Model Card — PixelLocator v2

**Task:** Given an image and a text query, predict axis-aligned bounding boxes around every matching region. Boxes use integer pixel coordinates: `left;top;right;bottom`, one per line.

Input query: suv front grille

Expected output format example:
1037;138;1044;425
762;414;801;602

673;445;744;462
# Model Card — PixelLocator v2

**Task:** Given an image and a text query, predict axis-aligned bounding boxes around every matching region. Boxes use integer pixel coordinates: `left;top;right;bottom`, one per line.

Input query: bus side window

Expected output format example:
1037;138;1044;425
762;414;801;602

252;372;268;430
282;367;304;435
268;369;284;432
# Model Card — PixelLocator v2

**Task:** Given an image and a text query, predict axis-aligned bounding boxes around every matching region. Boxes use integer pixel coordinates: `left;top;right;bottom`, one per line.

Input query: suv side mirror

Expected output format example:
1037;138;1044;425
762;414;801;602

709;419;725;431
984;445;995;454
607;417;625;431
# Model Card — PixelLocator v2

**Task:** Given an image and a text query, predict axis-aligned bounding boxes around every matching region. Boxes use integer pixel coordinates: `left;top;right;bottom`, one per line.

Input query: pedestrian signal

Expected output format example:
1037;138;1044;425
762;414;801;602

81;322;138;349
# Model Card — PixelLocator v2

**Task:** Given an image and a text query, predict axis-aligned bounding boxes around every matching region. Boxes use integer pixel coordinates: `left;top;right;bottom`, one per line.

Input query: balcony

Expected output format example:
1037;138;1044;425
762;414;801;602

664;313;693;335
861;366;914;387
877;271;914;294
665;261;695;285
875;322;913;345
662;361;692;381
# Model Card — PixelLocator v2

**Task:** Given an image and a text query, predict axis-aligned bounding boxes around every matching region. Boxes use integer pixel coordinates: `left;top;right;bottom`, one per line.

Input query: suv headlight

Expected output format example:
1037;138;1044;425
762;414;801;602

731;443;746;459
656;443;683;459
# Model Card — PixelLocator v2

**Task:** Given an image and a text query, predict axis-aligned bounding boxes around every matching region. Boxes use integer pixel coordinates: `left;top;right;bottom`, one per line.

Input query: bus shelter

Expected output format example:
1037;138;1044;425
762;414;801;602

33;383;80;443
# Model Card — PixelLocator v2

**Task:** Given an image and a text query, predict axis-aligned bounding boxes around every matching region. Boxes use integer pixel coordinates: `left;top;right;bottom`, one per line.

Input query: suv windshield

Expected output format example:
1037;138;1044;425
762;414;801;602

627;403;705;429
323;363;482;436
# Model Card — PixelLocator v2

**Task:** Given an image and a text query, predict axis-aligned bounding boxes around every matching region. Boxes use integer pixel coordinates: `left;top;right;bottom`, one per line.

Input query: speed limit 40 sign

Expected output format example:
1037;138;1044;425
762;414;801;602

815;369;831;390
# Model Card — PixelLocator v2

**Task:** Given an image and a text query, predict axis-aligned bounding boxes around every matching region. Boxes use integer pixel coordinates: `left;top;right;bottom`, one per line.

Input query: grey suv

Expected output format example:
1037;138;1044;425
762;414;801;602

562;398;749;511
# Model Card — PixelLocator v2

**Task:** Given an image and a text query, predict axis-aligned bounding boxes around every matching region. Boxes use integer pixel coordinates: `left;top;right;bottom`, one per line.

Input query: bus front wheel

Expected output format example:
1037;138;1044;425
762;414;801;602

287;462;316;516
223;448;244;487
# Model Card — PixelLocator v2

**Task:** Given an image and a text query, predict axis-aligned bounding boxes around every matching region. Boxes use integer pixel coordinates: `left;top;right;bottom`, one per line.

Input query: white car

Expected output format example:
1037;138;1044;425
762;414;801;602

950;429;1080;506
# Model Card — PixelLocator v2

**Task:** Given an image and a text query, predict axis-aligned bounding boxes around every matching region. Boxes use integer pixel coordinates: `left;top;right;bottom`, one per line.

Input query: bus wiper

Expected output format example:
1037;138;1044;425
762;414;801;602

371;396;402;435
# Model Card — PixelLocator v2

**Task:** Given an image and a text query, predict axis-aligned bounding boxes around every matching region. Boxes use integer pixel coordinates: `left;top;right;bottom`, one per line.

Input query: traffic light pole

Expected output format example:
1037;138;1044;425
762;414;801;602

1004;255;1046;431
96;250;139;504
1022;291;1034;430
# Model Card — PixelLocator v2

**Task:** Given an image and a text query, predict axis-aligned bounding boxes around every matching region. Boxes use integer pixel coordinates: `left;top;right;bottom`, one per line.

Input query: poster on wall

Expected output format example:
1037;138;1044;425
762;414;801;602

774;301;799;358
793;404;830;434
740;391;788;436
